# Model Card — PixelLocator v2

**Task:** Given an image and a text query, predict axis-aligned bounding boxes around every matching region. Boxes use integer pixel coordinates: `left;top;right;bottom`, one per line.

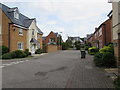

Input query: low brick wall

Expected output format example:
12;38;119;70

57;45;62;50
46;45;58;53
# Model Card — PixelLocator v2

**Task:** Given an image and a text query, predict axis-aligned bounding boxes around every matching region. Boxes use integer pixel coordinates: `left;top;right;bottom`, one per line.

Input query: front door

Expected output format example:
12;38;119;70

31;45;35;54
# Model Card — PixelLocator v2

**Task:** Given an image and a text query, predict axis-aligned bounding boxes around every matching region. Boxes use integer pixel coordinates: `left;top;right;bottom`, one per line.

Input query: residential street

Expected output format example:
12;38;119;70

2;50;113;88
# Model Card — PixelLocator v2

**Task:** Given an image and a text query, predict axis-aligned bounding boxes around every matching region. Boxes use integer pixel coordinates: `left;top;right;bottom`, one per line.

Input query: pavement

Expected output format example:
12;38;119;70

2;50;114;88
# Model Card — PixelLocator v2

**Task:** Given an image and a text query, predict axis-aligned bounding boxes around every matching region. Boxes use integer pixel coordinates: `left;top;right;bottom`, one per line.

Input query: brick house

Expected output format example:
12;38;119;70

87;18;112;49
0;3;43;53
42;31;62;52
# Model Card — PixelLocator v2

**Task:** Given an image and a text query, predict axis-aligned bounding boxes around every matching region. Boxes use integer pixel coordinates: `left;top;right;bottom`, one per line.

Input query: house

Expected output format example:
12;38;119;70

42;31;62;52
111;2;120;72
0;3;43;54
87;18;112;49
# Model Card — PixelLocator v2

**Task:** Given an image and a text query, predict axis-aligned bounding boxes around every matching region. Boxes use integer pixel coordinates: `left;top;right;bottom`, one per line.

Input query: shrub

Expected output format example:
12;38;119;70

0;45;9;55
99;46;114;54
94;52;103;67
61;42;69;50
76;44;80;50
114;76;120;89
13;50;26;58
94;52;116;68
10;51;17;58
24;49;30;56
2;53;12;59
102;52;116;68
88;47;99;55
84;46;90;51
35;48;43;54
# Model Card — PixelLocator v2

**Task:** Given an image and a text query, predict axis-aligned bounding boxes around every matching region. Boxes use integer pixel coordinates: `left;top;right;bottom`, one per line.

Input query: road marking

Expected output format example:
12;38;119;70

2;60;30;68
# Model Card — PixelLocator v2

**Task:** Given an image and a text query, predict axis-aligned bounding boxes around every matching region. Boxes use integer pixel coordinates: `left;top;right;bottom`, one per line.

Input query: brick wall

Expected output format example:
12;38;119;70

9;25;27;51
37;33;43;49
46;45;58;53
1;9;11;48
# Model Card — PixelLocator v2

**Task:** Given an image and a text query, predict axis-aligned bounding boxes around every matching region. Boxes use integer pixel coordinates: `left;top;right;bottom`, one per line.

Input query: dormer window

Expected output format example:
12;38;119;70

14;11;19;19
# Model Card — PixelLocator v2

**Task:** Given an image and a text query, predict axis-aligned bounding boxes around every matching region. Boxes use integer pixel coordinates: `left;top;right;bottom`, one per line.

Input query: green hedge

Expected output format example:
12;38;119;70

88;47;99;55
2;50;27;59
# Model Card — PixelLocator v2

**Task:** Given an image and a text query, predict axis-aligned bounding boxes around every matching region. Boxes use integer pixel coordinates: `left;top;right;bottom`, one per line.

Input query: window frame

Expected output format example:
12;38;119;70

14;11;19;20
18;42;24;50
19;28;23;36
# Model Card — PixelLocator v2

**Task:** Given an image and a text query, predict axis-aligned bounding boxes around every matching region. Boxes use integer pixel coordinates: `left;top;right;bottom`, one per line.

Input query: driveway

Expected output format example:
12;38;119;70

2;50;113;88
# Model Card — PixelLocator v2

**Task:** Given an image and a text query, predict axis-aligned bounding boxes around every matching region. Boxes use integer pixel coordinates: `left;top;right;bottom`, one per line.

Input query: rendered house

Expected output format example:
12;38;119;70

0;3;43;53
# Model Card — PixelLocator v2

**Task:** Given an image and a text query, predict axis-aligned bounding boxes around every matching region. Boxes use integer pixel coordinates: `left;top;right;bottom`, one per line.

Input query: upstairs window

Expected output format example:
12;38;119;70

19;28;23;35
14;11;19;19
32;29;35;36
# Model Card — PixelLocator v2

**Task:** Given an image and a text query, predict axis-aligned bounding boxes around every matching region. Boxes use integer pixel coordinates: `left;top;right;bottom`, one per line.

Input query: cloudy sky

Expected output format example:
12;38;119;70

2;0;112;41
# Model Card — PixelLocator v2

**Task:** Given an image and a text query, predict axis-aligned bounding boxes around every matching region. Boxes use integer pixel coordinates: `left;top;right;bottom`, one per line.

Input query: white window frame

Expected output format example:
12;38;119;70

18;42;24;50
19;28;23;36
14;11;19;20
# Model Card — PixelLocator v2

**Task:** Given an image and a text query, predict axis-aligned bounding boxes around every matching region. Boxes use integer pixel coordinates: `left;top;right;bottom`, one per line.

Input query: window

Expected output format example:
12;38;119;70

14;11;19;19
18;42;23;50
19;28;23;35
99;28;102;36
32;29;34;36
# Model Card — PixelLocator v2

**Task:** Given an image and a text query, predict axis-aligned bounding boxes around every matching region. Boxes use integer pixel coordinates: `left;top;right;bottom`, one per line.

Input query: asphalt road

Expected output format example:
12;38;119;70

2;50;80;88
2;50;113;88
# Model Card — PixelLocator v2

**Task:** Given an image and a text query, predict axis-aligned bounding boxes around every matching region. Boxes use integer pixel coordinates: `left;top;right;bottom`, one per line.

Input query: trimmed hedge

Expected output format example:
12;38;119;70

2;50;27;59
2;53;12;59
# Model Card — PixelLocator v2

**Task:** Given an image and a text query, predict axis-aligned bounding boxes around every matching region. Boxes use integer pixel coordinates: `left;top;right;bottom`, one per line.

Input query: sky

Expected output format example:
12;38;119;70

1;0;112;41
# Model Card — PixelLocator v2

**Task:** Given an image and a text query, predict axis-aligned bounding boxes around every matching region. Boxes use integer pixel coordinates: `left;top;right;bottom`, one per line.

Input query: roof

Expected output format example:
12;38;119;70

37;26;43;34
0;3;33;28
42;37;46;41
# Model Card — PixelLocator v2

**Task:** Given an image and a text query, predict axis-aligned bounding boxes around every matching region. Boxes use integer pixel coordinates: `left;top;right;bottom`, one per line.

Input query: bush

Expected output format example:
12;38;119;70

102;52;116;68
94;52;103;67
35;48;43;54
88;47;99;55
94;52;116;68
0;45;9;55
61;42;69;50
13;50;26;58
2;53;12;59
24;49;30;56
99;46;114;54
76;44;80;50
114;76;120;89
84;46;90;51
